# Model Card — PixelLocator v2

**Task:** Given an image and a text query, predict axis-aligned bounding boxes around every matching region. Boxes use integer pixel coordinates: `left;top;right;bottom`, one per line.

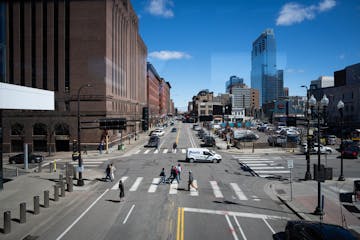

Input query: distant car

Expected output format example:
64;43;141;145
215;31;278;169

9;153;44;164
203;136;216;147
282;220;357;240
171;127;177;132
151;129;165;137
341;145;359;159
147;136;160;148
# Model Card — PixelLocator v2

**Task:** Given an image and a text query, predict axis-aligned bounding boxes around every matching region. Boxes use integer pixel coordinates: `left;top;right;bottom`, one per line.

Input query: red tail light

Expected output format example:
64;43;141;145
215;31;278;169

353;152;357;156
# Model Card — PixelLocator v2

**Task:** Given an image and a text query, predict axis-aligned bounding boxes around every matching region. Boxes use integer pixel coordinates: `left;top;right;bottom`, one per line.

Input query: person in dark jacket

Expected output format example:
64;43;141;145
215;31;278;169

159;168;166;184
119;180;125;201
188;170;197;191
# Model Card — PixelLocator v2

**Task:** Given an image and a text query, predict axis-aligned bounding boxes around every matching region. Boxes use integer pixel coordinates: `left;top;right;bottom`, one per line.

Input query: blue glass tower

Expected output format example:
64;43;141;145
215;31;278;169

251;29;283;106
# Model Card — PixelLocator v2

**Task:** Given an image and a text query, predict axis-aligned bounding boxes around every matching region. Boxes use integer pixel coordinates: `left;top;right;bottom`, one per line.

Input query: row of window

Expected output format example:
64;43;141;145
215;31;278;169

10;122;70;136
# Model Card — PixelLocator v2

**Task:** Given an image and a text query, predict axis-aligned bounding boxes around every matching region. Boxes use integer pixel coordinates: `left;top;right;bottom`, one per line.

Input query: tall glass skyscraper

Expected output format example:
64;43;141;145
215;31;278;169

251;29;283;106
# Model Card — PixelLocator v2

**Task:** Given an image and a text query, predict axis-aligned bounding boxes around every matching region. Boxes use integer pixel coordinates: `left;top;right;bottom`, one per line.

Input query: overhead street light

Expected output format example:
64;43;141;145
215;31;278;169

301;85;311;180
77;83;92;186
337;100;345;181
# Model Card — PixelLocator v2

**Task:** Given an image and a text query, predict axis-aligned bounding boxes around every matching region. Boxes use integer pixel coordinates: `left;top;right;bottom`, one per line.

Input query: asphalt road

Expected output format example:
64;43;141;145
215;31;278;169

21;122;300;240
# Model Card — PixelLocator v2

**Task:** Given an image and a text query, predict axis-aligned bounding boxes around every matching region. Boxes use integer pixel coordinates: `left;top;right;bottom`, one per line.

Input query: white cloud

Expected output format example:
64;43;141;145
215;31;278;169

276;0;336;26
146;0;174;18
286;68;305;73
339;54;345;60
149;51;191;60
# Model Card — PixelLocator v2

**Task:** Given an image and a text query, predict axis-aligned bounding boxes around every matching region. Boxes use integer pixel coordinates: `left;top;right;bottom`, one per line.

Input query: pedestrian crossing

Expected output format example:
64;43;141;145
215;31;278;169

55;157;109;169
233;154;290;179
134;148;187;155
109;176;256;201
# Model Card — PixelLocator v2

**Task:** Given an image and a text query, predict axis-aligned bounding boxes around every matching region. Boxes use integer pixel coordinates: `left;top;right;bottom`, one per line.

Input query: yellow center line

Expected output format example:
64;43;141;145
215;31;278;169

176;128;181;144
176;207;185;240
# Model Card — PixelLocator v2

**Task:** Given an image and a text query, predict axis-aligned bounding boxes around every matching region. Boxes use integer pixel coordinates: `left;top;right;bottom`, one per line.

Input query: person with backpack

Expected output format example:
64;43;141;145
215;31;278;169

176;164;182;180
119;180;125;201
171;166;179;184
105;164;111;181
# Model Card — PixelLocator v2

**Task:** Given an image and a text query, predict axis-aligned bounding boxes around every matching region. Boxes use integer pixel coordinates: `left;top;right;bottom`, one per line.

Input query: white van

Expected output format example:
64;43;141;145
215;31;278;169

186;148;222;163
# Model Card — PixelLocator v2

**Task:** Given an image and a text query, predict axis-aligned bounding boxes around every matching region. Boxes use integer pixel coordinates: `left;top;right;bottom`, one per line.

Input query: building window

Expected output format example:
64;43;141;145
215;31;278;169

65;101;70;111
11;123;24;136
33;123;47;135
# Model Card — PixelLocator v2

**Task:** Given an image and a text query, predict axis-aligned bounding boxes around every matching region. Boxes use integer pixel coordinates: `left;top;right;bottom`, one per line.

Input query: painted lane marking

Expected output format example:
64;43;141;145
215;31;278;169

163;149;168;153
250;166;285;170
183;207;290;220
263;218;276;234
169;182;178;194
182;149;186;154
241;161;274;164
230;183;248;200
233;216;247;240
154;149;159;154
111;176;128;190
210;181;224;198
244;163;269;167
144;149;150;154
135;150;141;154
148;178;160;193
55;189;109;240
129;177;143;191
255;170;290;174
190;180;198;196
225;214;239;240
123;204;135;224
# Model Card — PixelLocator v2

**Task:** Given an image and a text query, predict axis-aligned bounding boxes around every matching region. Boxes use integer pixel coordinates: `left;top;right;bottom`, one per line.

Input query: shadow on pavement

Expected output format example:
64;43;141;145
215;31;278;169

105;199;121;203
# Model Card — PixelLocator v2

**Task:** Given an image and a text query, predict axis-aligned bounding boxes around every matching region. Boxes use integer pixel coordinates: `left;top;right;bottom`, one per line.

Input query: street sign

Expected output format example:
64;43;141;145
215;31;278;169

287;159;294;169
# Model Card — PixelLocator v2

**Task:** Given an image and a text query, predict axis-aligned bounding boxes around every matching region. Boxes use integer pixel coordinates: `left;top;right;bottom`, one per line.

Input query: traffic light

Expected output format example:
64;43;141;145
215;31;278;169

142;107;149;131
99;118;127;130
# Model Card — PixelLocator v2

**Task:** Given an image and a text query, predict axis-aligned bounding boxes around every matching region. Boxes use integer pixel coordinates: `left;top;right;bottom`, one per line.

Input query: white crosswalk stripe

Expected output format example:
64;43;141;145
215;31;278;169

190;180;198;196
148;178;160;193
210;181;224;198
111;176;128;190
182;149;186;154
163;149;168;153
154;149;159;154
169;182;178;194
230;183;248;200
129;177;143;191
144;149;150;154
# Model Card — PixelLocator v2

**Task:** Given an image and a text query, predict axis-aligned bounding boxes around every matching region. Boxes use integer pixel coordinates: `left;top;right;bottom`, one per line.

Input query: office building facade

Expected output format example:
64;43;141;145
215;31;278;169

251;29;283;106
2;0;147;152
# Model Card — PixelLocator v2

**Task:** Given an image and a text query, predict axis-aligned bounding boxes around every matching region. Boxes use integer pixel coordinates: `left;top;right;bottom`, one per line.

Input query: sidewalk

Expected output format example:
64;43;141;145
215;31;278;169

267;177;360;236
0;131;150;236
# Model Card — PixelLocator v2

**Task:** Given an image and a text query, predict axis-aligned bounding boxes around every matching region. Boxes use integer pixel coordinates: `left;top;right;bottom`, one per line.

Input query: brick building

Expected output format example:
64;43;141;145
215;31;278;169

2;0;147;152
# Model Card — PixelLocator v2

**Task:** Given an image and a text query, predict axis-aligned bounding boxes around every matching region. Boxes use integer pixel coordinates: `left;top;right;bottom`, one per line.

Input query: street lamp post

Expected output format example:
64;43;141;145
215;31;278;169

77;83;92;186
135;103;138;141
301;85;312;180
309;94;329;216
337;100;345;181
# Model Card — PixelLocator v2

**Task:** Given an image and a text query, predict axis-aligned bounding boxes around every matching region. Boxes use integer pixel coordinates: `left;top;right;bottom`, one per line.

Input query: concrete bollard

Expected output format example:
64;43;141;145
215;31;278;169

60;181;66;197
4;211;11;234
50;162;53;173
20;202;26;224
34;196;40;215
38;161;42;172
44;190;49;208
54;185;59;201
67;178;73;192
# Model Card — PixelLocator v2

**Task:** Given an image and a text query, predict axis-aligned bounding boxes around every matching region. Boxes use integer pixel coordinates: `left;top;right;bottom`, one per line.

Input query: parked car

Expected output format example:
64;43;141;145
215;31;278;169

186;148;222;163
268;135;287;146
202;136;216;147
282;220;358;240
325;135;337;145
341;145;359;158
9;153;44;164
146;136;160;148
171;127;177;132
300;143;334;154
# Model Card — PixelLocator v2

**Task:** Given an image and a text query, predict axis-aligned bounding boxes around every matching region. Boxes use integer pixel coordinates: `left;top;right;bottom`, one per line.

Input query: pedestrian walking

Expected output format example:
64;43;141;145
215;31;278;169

176;164;182;180
105;164;111;181
110;163;116;182
171;166;179;184
83;145;88;155
159;168;166;184
172;142;177;153
188;170;197;191
119;180;125;201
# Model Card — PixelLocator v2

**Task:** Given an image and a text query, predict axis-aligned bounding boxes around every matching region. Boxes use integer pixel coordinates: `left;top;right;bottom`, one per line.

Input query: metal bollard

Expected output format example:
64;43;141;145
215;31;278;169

54;185;59;201
16;167;19;177
59;174;63;181
73;165;77;179
60;181;66;197
4;211;11;234
20;202;26;224
38;161;42;172
67;177;73;192
50;162;53;173
34;196;40;215
44;190;49;208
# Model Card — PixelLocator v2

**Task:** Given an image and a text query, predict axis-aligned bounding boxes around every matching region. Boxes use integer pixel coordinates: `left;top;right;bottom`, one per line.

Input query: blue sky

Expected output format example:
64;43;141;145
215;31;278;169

131;0;360;111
